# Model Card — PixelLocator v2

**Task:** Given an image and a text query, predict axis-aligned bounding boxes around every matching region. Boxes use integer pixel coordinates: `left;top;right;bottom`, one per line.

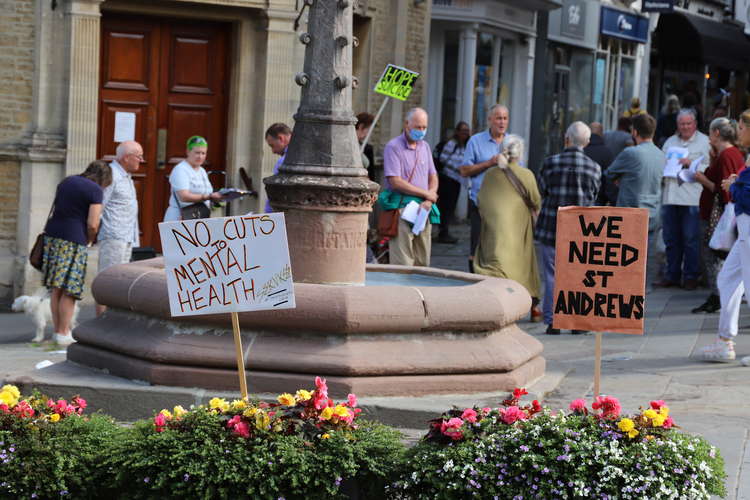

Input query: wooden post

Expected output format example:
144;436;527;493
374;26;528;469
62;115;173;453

594;332;603;399
231;311;249;400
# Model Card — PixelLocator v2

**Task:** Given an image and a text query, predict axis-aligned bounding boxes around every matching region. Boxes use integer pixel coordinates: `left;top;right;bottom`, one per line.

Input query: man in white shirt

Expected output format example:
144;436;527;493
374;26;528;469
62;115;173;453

96;140;142;315
656;109;709;290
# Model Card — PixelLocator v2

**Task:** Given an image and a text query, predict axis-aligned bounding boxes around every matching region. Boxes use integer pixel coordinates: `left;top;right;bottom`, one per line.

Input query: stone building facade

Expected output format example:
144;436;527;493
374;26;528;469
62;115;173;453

0;0;430;305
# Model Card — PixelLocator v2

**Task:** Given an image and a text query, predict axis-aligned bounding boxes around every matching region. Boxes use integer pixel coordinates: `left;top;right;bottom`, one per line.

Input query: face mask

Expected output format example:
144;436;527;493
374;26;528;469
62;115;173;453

409;128;426;142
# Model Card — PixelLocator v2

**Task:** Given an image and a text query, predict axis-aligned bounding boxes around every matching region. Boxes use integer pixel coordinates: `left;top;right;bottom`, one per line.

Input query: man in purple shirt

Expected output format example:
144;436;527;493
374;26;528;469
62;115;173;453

383;107;439;266
264;123;292;212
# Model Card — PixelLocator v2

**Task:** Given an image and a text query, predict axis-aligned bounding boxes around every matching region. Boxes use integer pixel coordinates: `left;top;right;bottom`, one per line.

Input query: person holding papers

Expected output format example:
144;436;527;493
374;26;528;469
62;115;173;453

380;107;440;266
473;135;542;322
657;109;710;290
691;118;745;314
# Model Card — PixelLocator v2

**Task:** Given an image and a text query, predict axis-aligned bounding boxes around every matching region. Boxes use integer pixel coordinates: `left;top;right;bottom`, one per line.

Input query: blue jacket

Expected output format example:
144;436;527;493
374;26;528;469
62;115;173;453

730;167;750;217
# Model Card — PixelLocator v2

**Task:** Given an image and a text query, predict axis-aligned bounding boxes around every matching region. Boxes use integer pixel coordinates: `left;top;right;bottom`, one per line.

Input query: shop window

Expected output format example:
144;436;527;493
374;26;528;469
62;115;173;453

472;33;513;131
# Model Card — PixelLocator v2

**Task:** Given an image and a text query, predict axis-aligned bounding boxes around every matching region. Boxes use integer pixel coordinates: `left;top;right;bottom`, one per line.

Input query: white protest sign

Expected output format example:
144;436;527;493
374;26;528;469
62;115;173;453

158;213;295;317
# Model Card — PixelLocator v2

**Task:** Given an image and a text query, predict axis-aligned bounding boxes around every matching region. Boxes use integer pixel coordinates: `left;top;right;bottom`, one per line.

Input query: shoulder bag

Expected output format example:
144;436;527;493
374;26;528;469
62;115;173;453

173;190;211;220
377;149;420;237
499;161;537;223
29;204;55;271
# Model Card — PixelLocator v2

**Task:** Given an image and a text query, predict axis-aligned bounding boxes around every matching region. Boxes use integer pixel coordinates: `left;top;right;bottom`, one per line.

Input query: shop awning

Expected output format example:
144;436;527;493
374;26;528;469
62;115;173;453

656;13;750;69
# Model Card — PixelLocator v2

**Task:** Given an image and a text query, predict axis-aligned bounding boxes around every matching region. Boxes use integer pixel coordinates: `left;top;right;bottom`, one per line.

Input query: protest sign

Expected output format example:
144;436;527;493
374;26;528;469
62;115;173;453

552;206;648;335
374;64;420;101
159;213;295;317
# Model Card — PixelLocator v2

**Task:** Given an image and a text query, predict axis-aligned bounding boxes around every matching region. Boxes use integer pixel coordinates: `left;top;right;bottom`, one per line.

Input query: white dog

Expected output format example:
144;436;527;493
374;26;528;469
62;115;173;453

11;289;78;342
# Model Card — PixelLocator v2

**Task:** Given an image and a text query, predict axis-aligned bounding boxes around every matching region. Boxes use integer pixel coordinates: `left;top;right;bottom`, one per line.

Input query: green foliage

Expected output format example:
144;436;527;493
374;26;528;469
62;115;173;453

0;413;122;499
106;409;405;500
388;411;726;499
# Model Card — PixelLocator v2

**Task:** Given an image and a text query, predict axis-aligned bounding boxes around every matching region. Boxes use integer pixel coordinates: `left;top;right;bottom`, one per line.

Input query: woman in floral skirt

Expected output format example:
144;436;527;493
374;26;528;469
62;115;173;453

42;160;112;345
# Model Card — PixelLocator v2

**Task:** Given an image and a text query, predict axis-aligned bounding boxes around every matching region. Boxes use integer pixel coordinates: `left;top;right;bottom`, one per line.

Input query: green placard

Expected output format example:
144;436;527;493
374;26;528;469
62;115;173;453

373;64;420;101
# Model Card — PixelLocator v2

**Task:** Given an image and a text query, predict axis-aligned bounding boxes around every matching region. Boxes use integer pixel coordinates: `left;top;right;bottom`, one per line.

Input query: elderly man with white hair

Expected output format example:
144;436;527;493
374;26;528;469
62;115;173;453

381;107;440;266
96;140;142;316
536;121;602;335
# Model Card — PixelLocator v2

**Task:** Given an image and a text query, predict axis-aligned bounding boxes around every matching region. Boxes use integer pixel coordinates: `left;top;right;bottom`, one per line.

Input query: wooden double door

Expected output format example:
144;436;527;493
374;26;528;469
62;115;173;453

97;14;231;250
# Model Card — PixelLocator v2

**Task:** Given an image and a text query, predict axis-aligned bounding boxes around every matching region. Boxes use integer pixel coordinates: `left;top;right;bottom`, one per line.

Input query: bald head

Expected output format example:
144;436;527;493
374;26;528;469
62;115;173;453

115;141;142;161
589;122;603;136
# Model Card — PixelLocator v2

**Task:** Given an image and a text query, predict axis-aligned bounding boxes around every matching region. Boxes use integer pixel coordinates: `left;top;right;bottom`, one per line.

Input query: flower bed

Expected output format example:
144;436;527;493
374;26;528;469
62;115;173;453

389;389;726;499
0;383;727;499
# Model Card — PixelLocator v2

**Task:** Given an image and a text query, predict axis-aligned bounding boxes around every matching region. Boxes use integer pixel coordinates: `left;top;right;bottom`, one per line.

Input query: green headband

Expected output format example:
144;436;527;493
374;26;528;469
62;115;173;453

187;135;208;151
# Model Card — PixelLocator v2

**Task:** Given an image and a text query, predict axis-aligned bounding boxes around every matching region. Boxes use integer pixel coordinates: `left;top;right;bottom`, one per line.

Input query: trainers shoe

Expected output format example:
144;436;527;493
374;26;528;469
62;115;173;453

54;333;75;346
530;306;543;323
694;339;735;363
741;356;750;366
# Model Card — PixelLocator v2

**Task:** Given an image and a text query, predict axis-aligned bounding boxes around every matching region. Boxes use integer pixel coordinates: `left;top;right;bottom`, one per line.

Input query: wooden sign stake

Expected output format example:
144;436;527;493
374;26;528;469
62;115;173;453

593;332;602;399
231;311;249;400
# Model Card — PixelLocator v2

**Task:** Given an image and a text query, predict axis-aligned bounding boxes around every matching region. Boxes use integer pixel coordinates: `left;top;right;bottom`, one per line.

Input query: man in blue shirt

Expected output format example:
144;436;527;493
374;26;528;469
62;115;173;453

264;123;292;212
460;104;509;273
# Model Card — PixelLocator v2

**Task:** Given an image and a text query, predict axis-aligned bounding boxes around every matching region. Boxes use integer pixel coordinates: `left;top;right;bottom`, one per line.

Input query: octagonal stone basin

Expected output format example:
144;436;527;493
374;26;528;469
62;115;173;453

68;258;545;397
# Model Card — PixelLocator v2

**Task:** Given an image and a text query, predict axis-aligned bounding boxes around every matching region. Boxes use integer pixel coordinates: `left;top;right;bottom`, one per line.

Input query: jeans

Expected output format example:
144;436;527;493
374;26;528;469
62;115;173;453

661;205;700;282
541;244;556;325
437;174;461;235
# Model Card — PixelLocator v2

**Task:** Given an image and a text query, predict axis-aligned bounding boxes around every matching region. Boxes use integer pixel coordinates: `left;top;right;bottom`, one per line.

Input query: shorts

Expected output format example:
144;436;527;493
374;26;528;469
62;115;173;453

98;239;132;273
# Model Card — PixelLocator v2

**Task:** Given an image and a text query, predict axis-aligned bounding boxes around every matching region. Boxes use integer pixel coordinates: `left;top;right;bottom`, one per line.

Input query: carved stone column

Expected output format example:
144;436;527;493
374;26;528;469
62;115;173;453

64;0;103;175
264;0;379;285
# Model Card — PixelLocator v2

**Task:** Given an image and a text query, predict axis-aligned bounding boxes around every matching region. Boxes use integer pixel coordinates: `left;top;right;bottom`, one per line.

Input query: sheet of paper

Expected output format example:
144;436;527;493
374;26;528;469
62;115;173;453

114;112;136;143
676;155;704;185
400;200;420;223
663;147;689;178
411;207;429;235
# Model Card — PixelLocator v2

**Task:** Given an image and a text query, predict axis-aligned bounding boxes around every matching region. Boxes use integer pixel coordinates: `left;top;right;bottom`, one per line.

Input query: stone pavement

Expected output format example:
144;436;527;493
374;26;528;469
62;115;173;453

1;221;748;498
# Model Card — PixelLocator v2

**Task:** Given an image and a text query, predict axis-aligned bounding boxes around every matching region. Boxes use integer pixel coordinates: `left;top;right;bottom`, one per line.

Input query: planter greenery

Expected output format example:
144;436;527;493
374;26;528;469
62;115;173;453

105;377;405;499
0;385;122;499
388;390;726;499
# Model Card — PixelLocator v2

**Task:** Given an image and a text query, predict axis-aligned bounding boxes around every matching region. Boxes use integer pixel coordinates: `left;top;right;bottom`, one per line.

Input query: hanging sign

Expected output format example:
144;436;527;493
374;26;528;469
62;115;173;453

552;206;648;335
374;64;420;101
158;213;295;317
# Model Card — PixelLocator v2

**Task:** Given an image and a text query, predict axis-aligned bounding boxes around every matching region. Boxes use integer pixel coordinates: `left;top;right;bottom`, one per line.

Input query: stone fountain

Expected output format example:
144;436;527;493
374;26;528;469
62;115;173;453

67;0;544;397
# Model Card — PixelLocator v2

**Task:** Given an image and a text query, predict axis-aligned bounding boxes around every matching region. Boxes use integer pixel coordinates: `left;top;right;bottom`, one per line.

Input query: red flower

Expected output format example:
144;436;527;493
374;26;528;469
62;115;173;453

499;406;527;425
513;388;529;399
663;416;674;429
531;400;542;413
461;408;478;423
569;399;587;413
153;413;167;432
592;396;621;419
440;417;464;440
649;400;665;410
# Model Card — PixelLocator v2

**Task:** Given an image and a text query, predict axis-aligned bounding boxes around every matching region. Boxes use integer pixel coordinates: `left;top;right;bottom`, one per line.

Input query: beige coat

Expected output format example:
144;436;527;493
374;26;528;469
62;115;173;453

474;161;541;298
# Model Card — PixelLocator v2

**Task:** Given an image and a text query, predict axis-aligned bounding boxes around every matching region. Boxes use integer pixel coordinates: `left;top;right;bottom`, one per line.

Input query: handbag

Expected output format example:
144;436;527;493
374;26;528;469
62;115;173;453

174;190;211;220
709;201;737;252
377;148;420;238
29;204;55;271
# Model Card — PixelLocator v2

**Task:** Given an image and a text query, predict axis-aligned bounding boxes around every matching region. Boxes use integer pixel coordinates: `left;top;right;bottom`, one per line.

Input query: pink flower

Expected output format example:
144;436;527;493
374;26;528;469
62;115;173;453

313;392;328;410
154;413;167;432
499;406;527;425
569;399;587;413
347;393;358;408
315;376;328;398
592;396;621;418
649;400;665;410
482;407;491;415
74;396;87;413
227;416;250;438
461;408;478;423
440;417;464;441
663;416;674;429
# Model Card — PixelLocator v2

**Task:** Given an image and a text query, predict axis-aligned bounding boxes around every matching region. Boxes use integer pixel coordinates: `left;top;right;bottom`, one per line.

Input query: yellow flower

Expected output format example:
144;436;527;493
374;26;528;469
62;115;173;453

321;433;331;439
255;410;270;431
627;429;639;439
159;409;172;419
173;405;188;418
320;406;334;421
243;408;258;418
652;415;666;427
49;413;61;423
231;399;248;411
0;390;17;408
295;389;312;401
209;397;230;412
645;435;654;441
643;409;657;419
617;418;635;433
333;405;350;418
659;406;670;417
277;393;296;406
2;385;20;400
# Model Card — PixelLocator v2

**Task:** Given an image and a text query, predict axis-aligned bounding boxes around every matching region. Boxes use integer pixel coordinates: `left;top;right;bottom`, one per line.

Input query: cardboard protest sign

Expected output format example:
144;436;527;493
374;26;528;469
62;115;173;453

374;64;420;101
158;213;295;317
552;207;648;334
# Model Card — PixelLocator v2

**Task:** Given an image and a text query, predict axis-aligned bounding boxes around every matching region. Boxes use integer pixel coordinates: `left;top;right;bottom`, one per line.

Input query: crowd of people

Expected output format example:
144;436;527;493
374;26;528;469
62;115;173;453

374;99;750;367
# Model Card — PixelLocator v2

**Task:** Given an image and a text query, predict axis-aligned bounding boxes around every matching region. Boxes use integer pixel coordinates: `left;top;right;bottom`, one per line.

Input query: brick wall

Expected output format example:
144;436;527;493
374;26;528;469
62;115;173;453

0;160;20;248
0;0;34;143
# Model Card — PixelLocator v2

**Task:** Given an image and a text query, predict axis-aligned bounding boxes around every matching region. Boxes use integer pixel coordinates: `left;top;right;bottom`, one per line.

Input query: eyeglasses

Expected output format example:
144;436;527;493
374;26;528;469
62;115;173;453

129;153;144;160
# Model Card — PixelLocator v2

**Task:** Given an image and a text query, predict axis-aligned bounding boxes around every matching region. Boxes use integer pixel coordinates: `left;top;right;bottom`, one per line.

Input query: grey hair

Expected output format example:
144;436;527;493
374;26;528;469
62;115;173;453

565;121;591;148
488;104;509;118
677;108;697;122
709;117;738;144
405;107;428;123
663;94;680;114
115;141;137;160
503;134;524;161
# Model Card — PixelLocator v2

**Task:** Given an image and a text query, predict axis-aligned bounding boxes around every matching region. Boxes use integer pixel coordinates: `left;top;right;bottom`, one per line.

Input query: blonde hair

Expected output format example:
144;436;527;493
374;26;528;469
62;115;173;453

739;109;750;128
